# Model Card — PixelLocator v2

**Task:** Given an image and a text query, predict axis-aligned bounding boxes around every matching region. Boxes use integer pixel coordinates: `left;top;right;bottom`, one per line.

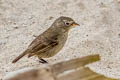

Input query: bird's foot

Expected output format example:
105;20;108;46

39;59;48;64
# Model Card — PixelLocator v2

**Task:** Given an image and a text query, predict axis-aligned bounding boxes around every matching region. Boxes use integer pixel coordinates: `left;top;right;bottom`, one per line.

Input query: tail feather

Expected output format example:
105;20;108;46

12;50;28;63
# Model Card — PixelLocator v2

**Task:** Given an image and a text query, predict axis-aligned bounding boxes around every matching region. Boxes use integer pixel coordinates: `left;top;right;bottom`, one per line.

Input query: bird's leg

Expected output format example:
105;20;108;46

40;59;48;63
38;57;48;64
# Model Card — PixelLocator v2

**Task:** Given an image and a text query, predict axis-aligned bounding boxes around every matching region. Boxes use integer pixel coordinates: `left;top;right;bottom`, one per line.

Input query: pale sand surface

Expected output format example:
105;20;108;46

0;0;120;79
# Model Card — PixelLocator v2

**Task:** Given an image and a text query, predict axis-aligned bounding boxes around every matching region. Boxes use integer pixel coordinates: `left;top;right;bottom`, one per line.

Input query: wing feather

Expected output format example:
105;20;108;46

27;35;58;57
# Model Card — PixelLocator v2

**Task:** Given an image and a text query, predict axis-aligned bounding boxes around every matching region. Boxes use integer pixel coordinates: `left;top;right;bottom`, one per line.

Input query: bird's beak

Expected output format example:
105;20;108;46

72;22;80;27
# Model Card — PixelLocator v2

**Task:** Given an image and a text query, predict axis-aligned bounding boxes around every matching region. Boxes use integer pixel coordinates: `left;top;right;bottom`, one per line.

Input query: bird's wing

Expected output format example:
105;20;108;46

27;35;59;57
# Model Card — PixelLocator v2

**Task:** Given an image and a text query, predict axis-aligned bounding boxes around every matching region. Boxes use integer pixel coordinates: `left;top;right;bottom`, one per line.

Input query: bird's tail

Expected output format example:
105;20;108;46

12;50;28;63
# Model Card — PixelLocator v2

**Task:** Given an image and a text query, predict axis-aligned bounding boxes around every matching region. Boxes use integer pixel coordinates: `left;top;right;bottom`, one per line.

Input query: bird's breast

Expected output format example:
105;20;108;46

54;33;68;52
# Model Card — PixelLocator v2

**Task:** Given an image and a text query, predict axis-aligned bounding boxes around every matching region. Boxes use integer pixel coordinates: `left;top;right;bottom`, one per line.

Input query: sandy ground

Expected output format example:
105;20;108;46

0;0;120;79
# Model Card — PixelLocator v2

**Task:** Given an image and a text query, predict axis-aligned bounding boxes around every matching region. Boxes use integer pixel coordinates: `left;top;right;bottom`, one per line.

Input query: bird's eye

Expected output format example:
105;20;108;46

65;22;70;26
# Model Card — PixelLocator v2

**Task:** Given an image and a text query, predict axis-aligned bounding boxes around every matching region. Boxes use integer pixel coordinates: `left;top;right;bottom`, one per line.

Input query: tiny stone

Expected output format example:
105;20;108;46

14;26;18;29
118;33;120;37
49;16;54;20
14;23;16;25
32;22;35;24
33;35;37;37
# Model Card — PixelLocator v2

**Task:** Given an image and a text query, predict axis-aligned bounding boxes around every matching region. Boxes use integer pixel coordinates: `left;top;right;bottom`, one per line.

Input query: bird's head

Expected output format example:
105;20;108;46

52;16;80;33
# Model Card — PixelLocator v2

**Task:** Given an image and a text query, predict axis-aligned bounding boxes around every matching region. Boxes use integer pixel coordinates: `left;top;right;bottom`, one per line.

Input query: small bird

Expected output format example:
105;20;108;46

12;16;79;63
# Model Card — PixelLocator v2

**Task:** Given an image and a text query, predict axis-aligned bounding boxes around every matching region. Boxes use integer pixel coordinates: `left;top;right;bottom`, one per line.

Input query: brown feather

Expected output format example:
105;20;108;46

28;39;58;58
12;50;28;63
